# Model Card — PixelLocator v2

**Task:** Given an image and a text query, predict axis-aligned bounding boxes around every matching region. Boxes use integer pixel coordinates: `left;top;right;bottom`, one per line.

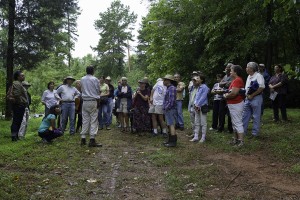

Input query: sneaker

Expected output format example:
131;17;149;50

199;138;205;143
88;139;102;147
106;126;111;130
189;138;199;142
186;134;194;138
235;140;244;147
229;138;238;145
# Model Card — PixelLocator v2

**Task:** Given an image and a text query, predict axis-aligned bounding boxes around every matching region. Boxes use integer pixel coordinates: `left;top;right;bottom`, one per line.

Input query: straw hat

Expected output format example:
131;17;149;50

64;76;75;81
162;74;175;81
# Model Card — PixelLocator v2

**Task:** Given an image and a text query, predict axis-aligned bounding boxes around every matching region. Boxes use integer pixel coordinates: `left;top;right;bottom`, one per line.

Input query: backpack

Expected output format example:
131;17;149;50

6;85;15;102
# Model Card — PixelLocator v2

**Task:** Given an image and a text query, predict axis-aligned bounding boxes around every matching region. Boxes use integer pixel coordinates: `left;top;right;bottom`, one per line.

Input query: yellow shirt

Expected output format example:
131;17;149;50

176;81;186;100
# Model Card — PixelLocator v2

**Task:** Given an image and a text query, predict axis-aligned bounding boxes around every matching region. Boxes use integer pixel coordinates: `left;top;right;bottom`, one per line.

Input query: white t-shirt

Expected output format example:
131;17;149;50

152;80;166;106
245;72;265;94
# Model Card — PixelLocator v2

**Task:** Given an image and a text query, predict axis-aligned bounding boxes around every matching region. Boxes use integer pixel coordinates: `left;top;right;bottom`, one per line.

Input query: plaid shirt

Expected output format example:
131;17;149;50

163;84;177;111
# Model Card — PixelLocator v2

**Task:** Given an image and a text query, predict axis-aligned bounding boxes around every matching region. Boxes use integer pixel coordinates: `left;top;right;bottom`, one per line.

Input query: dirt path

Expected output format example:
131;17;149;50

56;130;300;200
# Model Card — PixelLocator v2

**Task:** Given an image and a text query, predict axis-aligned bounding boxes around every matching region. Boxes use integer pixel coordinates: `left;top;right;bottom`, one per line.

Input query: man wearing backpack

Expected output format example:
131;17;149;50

10;71;29;141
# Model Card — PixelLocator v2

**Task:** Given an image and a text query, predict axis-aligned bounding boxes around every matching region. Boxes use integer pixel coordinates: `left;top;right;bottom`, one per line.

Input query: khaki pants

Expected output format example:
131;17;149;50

80;101;98;137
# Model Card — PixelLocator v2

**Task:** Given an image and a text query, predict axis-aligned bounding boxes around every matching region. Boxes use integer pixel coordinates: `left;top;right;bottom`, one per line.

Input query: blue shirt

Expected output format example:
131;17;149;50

163;84;177;111
38;114;56;132
194;84;210;107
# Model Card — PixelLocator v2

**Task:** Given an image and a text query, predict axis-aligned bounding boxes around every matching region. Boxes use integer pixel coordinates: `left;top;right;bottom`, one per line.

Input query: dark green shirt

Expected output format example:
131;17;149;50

12;81;28;106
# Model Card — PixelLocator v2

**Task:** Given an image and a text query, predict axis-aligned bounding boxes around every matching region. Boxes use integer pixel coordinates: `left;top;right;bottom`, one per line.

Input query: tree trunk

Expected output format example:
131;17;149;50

5;0;16;120
265;2;273;73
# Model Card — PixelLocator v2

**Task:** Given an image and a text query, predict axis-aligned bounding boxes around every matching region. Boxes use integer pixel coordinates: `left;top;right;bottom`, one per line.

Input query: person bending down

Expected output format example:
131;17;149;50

38;105;63;143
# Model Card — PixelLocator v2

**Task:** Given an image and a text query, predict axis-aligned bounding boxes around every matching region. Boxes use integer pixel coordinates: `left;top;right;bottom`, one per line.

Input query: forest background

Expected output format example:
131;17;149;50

0;0;300;118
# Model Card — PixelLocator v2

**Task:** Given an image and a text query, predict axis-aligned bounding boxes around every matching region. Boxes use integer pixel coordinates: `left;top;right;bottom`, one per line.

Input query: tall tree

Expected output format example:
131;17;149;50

93;0;137;77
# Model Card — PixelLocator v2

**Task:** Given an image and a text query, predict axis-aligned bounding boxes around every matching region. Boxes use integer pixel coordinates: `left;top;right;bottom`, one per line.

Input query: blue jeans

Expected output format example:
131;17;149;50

106;98;113;126
61;102;75;134
165;108;177;126
98;102;109;128
242;95;263;136
176;100;184;128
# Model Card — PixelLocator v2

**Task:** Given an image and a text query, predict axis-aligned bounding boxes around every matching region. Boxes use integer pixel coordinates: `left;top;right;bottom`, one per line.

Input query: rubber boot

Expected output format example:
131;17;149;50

164;135;177;147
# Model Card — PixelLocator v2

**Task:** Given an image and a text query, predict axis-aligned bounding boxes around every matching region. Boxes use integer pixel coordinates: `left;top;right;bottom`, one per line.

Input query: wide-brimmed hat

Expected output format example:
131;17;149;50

191;71;198;75
64;76;75;81
121;77;127;81
105;76;111;80
138;79;147;84
22;81;31;87
162;74;175;81
192;76;200;81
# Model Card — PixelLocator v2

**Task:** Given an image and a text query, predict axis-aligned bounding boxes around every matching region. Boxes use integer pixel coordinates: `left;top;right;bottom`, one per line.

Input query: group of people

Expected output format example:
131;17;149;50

9;62;289;148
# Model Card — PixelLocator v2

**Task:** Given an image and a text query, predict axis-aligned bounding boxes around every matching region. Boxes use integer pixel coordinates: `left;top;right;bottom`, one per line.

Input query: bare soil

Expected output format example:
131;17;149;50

52;129;300;200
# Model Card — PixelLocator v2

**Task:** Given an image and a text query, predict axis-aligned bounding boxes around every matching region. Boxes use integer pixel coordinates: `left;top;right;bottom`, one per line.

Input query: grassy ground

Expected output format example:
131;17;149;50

0;108;299;199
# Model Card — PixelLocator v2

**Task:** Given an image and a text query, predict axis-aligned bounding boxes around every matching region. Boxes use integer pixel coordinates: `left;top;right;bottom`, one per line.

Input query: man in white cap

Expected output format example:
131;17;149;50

56;76;80;135
105;76;114;130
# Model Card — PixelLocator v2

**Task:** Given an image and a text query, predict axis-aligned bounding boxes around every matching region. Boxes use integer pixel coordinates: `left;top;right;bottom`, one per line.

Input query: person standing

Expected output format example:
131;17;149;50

10;70;29;141
132;79;151;133
223;65;245;147
190;75;210;143
105;76;114;130
242;62;265;138
269;64;289;122
18;81;32;139
41;81;60;116
98;76;110;130
116;77;132;132
174;73;186;131
258;64;271;117
149;78;167;137
74;80;83;133
56;76;80;135
187;76;200;138
80;66;102;147
209;74;223;131
219;63;234;133
162;75;178;147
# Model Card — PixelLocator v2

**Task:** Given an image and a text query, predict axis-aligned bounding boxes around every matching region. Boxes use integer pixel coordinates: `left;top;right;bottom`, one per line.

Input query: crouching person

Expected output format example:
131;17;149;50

162;75;178;147
38;105;63;143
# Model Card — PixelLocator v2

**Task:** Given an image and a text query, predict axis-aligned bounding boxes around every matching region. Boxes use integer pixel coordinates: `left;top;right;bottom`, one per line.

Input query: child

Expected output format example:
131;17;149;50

38;105;63;143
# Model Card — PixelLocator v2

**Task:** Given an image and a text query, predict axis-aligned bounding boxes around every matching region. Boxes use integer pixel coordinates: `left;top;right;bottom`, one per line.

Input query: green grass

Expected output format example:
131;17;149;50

0;108;299;199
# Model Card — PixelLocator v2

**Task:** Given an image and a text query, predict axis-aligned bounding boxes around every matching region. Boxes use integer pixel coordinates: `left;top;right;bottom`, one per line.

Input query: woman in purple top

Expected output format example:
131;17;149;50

132;79;151;133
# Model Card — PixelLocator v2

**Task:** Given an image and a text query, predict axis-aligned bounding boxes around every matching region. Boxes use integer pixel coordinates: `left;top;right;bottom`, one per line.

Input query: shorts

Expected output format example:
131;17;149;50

164;108;177;126
117;98;128;113
148;104;164;115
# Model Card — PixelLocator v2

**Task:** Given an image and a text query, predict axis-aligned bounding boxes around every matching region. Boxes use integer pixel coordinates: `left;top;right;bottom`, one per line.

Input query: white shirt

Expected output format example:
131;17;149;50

56;85;80;101
245;72;265;94
41;89;59;108
80;75;100;100
152;80;166;106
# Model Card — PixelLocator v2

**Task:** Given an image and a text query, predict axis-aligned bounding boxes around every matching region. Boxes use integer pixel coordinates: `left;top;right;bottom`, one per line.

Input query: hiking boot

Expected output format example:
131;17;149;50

164;135;177;147
88;139;102;147
12;136;18;142
81;138;86;146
